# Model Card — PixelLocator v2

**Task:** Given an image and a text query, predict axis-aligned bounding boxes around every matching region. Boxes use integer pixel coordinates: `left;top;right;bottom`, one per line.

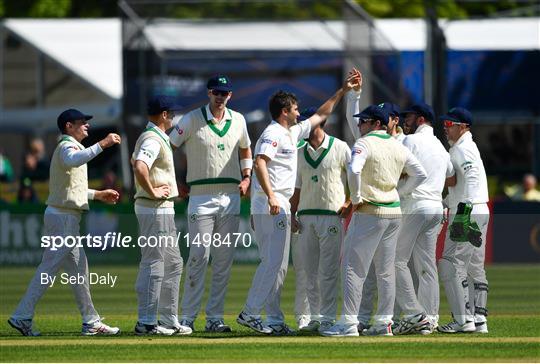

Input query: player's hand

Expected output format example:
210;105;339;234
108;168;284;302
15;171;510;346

291;215;301;233
152;184;170;199
268;195;281;215
343;72;357;92
338;201;353;219
351;68;362;91
238;177;250;196
95;189;120;204
178;183;190;199
99;133;121;149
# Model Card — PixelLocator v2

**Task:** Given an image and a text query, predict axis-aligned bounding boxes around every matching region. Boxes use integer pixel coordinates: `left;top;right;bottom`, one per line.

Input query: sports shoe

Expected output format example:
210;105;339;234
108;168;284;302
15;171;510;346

268;323;296;336
475;321;488;334
299;320;320;332
158;321;193;335
320;323;359;337
7;318;40;337
205;319;232;333
362;323;393;336
179;319;195;331
393;314;430;335
297;315;311;330
357;322;370;332
134;322;175;336
318;321;334;333
236;311;272;334
437;320;475;333
82;320;120;336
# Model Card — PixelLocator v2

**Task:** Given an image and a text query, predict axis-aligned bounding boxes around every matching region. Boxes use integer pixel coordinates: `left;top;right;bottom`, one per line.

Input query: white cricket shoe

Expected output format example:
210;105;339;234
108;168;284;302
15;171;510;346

236;311;272;334
134;322;175;336
363;323;393;336
158;321;193;335
82;320;120;336
475;321;488;334
437;320;475;333
320;323;359;337
299;320;320;332
297;316;311;330
393;314;430;335
7;318;40;337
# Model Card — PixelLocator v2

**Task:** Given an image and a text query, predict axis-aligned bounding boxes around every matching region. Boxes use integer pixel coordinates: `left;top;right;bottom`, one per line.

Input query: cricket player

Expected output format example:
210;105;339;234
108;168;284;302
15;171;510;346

322;104;427;337
290;108;351;333
132;96;191;336
169;75;252;332
8;109;121;336
392;103;454;335
437;107;490;334
344;72;406;331
238;73;357;335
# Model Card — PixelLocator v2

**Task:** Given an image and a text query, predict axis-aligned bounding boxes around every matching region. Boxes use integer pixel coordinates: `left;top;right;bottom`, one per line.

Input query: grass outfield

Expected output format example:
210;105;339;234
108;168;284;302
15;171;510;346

0;264;539;362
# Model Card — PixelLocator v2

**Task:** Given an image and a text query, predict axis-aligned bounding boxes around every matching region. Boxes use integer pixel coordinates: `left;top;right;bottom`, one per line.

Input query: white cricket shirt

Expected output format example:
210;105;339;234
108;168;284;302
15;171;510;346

401;124;454;202
251;119;311;205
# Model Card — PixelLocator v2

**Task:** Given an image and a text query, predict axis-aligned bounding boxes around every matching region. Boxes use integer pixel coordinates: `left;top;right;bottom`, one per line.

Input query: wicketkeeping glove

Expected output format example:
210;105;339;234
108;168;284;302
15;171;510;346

449;202;482;247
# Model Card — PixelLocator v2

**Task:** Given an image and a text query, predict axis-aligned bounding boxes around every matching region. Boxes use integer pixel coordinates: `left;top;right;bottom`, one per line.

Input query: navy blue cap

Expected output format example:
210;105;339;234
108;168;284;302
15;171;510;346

354;104;390;125
298;106;317;121
378;102;401;117
57;109;92;131
440;107;473;125
401;102;434;122
207;75;232;92
147;95;183;115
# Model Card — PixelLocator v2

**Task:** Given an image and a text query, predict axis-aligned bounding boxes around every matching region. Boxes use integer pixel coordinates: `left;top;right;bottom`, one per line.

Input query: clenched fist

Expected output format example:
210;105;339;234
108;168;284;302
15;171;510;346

99;133;121;149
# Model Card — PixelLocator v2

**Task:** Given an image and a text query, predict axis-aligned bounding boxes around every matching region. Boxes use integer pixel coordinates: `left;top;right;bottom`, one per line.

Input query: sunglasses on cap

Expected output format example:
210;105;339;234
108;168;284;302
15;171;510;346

211;90;230;97
443;120;465;127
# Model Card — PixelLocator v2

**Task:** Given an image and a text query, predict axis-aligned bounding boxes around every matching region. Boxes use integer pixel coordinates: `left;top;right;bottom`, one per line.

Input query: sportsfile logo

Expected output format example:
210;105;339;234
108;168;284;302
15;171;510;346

40;232;253;251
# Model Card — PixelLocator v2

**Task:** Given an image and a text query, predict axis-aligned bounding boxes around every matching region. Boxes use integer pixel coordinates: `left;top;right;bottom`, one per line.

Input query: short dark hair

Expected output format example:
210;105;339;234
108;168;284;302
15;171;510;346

269;90;298;120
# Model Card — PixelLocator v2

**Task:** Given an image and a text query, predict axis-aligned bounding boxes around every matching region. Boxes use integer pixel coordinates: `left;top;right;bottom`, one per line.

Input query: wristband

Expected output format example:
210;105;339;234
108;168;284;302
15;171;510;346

240;158;253;170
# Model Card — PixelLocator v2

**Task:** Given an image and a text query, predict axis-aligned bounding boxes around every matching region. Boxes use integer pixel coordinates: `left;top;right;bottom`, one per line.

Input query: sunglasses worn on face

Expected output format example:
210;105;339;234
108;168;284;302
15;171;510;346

358;118;373;125
211;90;230;97
443;120;464;127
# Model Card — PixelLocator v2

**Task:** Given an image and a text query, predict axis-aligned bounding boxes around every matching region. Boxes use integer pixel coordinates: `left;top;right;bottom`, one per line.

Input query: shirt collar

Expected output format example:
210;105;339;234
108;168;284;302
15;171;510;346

306;133;329;152
271;120;292;134
146;121;169;141
205;104;232;124
61;134;83;146
454;130;472;146
415;124;433;135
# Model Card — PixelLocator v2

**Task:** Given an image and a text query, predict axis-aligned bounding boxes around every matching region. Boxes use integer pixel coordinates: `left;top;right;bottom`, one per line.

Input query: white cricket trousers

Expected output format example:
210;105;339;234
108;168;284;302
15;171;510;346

181;193;239;321
439;203;490;325
291;232;311;321
135;205;182;326
12;207;100;324
244;194;290;325
297;214;341;322
341;212;401;326
395;199;442;319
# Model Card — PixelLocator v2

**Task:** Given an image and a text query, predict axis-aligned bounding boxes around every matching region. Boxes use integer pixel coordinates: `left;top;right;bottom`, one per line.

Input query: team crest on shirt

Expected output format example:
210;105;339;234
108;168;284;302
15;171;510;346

328;225;339;236
311;175;318;183
276;218;287;230
217;143;225;151
352;148;362;156
189;213;197;223
175;125;183;134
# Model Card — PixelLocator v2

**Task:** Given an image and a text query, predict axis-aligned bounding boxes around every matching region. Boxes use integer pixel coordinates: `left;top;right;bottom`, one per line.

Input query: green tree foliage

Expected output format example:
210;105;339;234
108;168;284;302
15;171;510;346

1;0;537;19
